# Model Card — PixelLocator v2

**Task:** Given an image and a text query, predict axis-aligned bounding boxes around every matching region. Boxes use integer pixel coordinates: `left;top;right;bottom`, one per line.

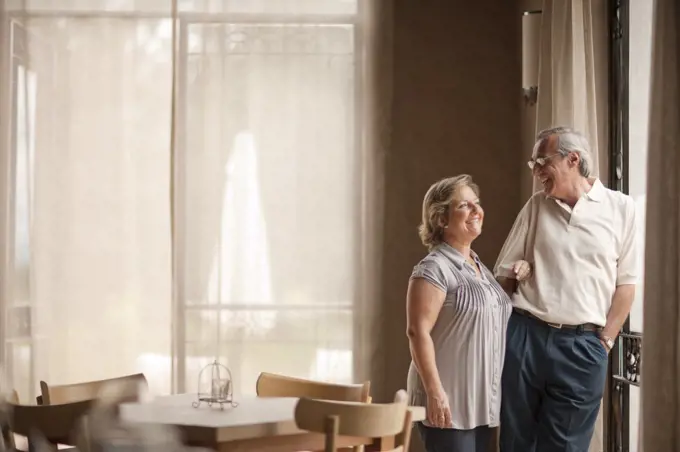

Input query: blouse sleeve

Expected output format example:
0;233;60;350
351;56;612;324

410;257;448;293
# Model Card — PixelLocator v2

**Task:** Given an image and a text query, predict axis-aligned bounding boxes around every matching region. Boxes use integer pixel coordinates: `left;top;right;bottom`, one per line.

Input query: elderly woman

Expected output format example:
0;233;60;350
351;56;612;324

406;175;529;452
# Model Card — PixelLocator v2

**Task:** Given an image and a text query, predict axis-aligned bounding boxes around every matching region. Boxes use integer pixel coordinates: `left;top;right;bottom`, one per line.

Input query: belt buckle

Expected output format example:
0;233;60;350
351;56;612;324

547;322;563;329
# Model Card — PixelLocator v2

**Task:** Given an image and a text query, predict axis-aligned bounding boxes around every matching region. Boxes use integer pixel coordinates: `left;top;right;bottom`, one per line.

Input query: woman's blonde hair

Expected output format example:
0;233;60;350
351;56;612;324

418;175;480;250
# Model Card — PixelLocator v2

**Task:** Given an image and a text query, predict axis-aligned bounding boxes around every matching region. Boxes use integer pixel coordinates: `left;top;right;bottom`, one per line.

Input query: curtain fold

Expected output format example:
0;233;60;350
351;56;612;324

23;12;175;395
640;0;680;450
354;0;391;396
0;0;8;383
532;0;608;193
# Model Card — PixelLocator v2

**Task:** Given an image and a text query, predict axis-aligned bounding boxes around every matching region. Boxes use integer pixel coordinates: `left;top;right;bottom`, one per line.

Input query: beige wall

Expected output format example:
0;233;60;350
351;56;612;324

372;2;609;451
371;3;523;449
373;0;523;404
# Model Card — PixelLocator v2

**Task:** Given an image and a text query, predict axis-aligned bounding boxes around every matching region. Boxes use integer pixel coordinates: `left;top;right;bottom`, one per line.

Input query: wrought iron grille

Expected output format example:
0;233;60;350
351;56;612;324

607;1;640;452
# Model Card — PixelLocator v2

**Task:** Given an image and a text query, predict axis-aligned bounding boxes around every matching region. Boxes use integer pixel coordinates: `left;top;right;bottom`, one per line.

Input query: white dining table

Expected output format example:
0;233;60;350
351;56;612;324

119;393;425;452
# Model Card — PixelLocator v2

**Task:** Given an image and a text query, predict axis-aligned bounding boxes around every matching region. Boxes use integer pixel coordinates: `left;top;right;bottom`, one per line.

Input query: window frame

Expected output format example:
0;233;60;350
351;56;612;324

3;4;364;397
607;1;642;452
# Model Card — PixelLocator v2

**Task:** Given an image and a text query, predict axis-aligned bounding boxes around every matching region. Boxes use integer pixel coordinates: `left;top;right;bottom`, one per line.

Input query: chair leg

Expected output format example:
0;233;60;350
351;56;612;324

324;415;340;452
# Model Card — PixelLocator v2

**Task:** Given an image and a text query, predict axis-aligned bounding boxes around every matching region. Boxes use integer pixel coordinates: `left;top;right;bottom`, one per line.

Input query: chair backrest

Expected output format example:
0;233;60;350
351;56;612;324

8;399;94;446
256;372;371;403
294;390;411;452
40;373;147;405
0;392;18;451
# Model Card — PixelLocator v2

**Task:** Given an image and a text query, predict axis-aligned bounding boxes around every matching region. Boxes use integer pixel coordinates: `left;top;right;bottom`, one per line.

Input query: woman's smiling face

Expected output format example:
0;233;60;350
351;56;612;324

444;185;484;242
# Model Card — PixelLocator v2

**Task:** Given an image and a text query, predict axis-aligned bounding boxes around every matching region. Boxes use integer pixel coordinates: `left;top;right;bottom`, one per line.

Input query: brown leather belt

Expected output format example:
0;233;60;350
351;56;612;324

513;308;602;332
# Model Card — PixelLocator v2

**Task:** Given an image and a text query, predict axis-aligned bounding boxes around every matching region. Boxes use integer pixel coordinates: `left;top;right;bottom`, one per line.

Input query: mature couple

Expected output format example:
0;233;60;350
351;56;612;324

406;126;637;452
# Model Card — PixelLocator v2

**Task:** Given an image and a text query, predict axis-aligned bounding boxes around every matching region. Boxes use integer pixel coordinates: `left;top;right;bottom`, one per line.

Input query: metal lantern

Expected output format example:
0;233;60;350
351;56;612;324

192;360;238;409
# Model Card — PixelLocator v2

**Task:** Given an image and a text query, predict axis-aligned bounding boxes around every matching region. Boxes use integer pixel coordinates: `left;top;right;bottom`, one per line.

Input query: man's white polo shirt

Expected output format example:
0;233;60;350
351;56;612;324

494;179;638;326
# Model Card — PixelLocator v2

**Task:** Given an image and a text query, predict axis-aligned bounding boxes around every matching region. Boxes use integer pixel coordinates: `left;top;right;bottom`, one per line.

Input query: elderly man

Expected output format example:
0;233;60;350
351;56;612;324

494;126;638;451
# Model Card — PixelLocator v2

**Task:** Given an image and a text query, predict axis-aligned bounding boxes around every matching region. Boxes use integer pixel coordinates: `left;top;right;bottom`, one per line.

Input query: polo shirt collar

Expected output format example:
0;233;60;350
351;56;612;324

547;178;604;203
585;178;605;202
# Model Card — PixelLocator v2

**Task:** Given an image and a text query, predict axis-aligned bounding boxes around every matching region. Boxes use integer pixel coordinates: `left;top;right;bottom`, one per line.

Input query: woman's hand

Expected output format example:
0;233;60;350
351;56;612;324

426;390;452;428
513;260;532;282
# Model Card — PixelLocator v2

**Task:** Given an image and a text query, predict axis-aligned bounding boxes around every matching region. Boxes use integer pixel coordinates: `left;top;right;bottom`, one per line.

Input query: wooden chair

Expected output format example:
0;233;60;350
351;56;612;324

40;373;147;405
256;372;371;403
0;392;18;451
294;390;412;452
8;399;94;450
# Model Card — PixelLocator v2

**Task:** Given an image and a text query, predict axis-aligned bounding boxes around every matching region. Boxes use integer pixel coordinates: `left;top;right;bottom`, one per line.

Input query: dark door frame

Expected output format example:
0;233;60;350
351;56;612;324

607;1;642;452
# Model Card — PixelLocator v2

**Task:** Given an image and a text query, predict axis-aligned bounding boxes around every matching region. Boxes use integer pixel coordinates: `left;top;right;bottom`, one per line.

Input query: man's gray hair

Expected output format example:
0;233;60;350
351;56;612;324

535;126;593;177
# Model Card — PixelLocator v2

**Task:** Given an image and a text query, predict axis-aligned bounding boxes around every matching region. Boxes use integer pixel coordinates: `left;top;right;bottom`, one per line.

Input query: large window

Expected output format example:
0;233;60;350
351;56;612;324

3;0;360;401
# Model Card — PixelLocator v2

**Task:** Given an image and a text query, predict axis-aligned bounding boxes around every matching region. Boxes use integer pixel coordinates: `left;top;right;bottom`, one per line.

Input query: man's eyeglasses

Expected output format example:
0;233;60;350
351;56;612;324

527;153;560;170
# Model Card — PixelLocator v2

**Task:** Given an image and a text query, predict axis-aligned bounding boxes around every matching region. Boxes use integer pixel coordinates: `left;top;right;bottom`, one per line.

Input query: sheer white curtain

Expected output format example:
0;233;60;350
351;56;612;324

532;0;609;192
6;8;175;397
0;0;10;394
176;16;358;394
0;0;371;401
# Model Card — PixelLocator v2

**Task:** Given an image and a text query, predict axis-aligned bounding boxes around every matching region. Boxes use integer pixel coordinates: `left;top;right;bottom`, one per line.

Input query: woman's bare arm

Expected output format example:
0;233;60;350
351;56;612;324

406;278;446;395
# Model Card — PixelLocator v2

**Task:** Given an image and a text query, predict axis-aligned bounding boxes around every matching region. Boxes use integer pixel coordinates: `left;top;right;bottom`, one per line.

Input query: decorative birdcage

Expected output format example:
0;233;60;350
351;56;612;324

192;360;238;409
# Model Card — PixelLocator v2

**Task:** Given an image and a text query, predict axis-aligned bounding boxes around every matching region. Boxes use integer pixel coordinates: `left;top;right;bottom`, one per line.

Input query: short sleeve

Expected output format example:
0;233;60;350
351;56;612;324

494;200;531;279
410;258;448;292
616;196;638;286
